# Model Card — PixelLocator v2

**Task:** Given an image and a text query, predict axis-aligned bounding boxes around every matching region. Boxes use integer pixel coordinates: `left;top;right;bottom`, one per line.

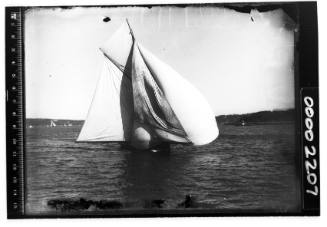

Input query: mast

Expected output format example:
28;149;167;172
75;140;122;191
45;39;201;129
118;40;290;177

126;19;135;41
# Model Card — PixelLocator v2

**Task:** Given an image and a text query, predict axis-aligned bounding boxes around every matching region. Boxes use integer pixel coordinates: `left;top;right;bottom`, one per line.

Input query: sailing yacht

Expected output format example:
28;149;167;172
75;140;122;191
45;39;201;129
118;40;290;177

50;120;56;128
77;20;219;150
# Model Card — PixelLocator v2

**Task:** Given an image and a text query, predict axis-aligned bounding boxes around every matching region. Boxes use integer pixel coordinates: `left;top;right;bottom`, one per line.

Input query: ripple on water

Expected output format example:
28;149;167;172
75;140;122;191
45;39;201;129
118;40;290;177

25;124;300;214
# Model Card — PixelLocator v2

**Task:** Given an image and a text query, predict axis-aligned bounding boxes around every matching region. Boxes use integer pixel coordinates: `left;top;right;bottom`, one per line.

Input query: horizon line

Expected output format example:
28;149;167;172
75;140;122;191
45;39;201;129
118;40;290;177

26;108;295;120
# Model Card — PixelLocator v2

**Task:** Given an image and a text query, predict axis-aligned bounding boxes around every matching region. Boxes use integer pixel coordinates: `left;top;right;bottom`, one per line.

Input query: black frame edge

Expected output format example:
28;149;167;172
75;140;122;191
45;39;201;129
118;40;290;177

5;2;319;218
297;2;319;216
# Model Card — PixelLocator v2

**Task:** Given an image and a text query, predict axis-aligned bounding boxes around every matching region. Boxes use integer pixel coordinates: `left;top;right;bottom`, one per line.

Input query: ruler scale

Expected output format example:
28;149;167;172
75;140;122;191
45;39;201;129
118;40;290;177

6;7;25;218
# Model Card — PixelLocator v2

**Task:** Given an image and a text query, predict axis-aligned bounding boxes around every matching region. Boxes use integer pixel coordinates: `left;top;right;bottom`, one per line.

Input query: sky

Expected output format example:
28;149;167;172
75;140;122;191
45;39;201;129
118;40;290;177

25;6;296;120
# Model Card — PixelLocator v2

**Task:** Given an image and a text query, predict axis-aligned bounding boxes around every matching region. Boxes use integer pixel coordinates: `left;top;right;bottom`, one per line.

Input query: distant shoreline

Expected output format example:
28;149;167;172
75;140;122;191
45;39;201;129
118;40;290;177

216;109;294;125
224;121;294;126
26;109;295;127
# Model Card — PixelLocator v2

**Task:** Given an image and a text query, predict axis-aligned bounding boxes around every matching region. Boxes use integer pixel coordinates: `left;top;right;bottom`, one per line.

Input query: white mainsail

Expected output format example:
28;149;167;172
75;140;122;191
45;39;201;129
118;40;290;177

77;21;219;148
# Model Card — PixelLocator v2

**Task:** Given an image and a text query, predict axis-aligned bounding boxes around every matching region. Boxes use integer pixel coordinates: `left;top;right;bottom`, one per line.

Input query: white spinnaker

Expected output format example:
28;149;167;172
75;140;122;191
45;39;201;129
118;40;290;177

77;55;133;141
137;44;219;145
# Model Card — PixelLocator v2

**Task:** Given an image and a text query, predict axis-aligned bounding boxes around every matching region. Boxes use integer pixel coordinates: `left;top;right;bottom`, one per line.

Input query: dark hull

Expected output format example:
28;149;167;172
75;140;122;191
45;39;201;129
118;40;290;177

120;142;171;152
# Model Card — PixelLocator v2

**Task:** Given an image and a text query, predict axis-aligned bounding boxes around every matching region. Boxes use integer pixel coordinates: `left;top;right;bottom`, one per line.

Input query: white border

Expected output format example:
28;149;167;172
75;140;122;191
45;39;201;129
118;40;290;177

0;0;326;226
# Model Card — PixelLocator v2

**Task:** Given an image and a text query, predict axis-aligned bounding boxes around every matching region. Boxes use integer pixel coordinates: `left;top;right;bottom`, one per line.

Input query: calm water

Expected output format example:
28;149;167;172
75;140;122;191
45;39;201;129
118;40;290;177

26;124;300;215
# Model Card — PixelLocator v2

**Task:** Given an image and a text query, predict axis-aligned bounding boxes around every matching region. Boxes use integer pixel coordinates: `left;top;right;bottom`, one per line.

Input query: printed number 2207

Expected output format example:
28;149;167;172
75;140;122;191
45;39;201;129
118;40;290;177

304;96;318;196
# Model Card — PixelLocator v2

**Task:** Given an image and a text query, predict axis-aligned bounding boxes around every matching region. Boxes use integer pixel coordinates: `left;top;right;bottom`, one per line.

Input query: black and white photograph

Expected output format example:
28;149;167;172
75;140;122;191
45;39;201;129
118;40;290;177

4;1;320;218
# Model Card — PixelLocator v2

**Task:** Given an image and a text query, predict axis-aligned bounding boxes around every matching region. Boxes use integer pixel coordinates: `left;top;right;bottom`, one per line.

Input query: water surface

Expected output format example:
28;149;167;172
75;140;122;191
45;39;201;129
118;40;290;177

26;124;300;215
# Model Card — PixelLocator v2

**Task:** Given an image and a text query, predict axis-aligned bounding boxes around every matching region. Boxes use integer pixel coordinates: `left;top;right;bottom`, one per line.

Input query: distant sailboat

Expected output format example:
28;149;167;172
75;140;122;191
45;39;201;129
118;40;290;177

50;120;56;128
241;120;246;126
77;20;219;149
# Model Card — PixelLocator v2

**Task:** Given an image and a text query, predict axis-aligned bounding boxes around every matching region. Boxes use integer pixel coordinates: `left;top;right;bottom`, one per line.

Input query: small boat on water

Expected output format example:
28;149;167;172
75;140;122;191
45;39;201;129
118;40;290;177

50;120;56;128
241;120;246;126
63;122;73;127
77;20;219;150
